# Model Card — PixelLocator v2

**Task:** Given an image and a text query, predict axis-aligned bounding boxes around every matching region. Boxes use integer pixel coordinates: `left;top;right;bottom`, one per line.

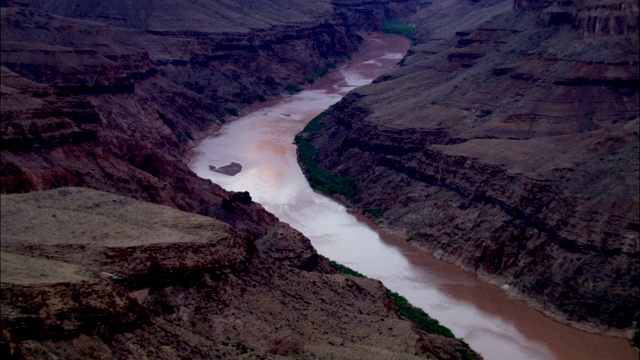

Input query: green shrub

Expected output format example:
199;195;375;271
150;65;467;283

328;259;366;278
305;64;335;84
285;84;302;94
387;290;477;359
316;67;329;77
387;290;455;337
184;131;194;140
381;18;417;43
300;109;329;133
257;94;267;102
294;108;356;199
456;346;477;360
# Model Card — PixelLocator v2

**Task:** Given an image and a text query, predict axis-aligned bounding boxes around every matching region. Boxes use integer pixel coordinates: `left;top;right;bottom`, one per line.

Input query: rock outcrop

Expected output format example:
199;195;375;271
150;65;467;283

299;0;639;335
1;187;477;359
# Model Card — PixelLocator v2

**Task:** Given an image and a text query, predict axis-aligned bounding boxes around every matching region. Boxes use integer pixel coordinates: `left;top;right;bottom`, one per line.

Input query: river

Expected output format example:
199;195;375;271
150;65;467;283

189;33;637;360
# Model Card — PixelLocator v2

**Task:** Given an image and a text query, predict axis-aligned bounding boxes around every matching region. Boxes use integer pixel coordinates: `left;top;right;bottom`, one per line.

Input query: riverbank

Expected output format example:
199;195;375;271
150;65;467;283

190;32;638;359
298;0;639;346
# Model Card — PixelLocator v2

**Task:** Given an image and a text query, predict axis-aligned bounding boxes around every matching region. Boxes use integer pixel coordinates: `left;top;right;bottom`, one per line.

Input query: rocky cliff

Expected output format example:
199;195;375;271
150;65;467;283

0;1;362;233
1;188;477;359
0;0;482;358
298;0;639;335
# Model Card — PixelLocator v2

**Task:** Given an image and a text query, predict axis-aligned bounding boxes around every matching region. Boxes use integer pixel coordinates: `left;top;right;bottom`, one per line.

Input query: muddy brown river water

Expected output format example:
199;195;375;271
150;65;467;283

189;33;637;360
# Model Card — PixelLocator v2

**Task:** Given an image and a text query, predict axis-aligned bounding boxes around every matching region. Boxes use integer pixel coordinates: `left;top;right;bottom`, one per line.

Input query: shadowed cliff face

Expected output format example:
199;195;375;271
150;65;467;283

300;0;639;333
0;0;371;239
0;1;479;359
1;188;476;359
0;1;431;234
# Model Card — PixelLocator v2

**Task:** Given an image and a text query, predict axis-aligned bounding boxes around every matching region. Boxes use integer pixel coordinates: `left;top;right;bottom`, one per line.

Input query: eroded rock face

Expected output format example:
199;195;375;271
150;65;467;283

514;0;639;36
0;0;369;240
0;1;479;358
300;0;639;333
0;188;476;359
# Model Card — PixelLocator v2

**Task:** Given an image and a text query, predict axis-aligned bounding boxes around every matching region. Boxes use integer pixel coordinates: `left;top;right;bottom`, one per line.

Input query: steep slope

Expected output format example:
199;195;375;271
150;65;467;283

298;0;639;335
0;1;483;359
0;2;361;234
1;187;477;359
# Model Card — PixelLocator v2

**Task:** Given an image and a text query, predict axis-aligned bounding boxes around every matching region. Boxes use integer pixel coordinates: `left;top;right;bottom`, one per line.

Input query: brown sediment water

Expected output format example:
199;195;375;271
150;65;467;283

189;33;637;360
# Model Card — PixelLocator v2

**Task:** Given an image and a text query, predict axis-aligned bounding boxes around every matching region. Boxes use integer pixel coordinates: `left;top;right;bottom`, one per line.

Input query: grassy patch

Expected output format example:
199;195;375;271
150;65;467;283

300;109;328;133
456;346;477;360
328;259;366;278
381;18;417;43
295;108;356;199
387;290;456;338
285;84;302;94
387;290;477;359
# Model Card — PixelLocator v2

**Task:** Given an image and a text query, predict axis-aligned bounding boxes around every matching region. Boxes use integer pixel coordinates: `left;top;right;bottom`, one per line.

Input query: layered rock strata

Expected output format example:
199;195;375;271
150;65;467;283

299;0;639;335
0;0;481;358
0;0;394;238
1;188;477;359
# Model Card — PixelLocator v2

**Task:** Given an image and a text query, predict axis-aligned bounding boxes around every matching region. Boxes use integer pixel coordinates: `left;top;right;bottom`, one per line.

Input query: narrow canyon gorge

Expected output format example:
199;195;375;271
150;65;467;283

300;0;639;336
1;0;638;359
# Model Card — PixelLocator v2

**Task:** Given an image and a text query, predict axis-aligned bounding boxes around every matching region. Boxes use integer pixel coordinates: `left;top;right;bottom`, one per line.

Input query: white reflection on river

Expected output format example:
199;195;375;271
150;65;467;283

189;33;636;360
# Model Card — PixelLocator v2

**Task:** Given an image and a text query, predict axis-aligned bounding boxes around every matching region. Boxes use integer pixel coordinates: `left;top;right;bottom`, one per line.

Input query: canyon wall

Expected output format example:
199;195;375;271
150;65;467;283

1;1;362;234
0;1;481;359
299;0;639;334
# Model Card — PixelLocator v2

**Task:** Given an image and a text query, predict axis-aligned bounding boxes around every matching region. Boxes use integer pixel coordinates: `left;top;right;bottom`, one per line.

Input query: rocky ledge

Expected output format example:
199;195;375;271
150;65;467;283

299;0;638;336
0;187;478;359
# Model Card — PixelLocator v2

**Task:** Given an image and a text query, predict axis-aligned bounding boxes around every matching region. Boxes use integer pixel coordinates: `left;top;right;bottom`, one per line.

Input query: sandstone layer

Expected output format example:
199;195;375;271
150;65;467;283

0;0;362;235
1;187;478;359
0;0;483;358
299;0;639;335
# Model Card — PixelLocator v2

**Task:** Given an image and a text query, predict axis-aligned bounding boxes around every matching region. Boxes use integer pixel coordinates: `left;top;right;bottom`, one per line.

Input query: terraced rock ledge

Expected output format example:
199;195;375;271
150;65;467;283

1;187;479;359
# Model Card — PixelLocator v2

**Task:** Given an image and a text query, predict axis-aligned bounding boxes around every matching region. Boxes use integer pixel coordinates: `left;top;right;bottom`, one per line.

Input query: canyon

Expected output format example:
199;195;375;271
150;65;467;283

1;0;638;358
1;0;479;358
300;0;639;336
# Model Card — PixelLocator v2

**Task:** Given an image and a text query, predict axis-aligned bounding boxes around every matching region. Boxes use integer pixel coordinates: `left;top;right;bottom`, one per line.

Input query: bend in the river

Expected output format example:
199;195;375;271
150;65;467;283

189;33;637;360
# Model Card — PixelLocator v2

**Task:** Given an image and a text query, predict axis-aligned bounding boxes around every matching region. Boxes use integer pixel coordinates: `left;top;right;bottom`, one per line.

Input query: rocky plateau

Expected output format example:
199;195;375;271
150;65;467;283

1;187;475;359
